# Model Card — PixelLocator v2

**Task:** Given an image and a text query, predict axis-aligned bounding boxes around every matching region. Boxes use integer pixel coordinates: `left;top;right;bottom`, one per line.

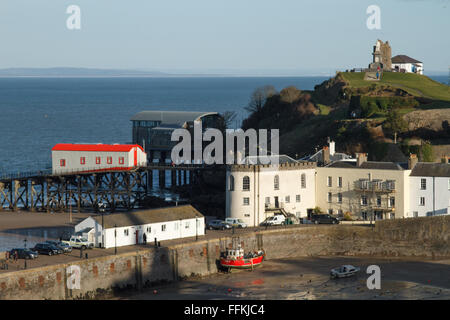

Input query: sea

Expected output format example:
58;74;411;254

0;75;447;174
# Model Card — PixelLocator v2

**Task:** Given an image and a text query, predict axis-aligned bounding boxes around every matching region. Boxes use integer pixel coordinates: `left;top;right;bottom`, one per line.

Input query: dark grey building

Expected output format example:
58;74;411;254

131;111;224;161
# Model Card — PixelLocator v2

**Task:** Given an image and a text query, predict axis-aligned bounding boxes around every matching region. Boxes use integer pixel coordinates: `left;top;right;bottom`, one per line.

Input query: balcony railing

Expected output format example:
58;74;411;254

354;179;396;192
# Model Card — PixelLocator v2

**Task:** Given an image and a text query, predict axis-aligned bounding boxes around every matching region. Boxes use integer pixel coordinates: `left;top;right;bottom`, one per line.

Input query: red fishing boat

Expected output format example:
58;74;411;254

220;243;265;271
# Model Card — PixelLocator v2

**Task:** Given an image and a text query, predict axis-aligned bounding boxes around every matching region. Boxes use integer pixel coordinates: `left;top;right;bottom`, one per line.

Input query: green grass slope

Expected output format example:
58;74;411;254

341;72;450;101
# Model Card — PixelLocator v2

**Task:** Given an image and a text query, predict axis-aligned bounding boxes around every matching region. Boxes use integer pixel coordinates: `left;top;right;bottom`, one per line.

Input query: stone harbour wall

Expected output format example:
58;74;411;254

0;215;448;299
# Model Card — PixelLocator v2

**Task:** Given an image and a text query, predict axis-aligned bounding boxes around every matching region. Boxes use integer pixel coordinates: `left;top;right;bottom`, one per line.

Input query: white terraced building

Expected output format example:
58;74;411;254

226;155;317;227
226;149;450;224
409;163;450;217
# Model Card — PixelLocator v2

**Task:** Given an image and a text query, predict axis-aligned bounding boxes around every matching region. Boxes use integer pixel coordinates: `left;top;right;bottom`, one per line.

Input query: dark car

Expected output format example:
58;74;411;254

207;220;232;230
45;240;72;253
32;243;62;256
9;248;38;259
311;214;340;225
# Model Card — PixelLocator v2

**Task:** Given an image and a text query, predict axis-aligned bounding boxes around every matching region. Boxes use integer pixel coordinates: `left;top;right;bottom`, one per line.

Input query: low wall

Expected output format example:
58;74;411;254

0;215;448;299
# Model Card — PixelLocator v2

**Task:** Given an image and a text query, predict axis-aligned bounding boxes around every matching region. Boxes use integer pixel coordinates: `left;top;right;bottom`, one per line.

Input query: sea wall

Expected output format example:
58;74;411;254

0;215;448;299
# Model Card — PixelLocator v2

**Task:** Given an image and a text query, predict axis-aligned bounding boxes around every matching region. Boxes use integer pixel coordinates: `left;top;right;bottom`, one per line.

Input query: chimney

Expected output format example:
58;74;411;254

322;146;330;164
356;153;368;167
408;154;418;169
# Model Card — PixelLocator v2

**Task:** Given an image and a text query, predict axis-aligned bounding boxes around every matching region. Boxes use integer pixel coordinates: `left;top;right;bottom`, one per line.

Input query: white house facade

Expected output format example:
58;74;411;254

226;157;316;227
74;205;205;249
391;55;423;75
409;163;450;217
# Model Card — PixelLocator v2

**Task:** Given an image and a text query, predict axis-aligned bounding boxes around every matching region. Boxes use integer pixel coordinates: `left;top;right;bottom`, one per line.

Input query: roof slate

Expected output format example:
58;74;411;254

410;163;450;177
130;111;219;127
391;55;422;64
91;205;204;229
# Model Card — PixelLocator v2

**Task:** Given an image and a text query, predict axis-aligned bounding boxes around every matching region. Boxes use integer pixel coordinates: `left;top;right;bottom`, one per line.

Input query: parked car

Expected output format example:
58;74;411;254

9;248;38;260
260;215;286;226
225;218;247;228
207;220;232;230
62;236;94;250
45;240;72;253
330;265;360;279
32;243;62;256
311;214;340;225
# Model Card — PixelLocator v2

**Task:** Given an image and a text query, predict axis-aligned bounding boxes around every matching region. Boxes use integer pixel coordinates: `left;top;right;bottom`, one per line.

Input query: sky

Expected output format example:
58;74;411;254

0;0;448;75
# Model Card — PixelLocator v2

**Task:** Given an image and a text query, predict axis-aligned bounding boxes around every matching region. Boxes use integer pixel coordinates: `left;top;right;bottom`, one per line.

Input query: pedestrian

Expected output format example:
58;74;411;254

5;251;9;261
14;250;18;262
143;233;147;245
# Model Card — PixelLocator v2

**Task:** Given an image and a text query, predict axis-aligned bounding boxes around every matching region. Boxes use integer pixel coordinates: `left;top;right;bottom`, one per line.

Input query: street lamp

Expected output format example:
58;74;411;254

99;201;106;248
114;224;117;255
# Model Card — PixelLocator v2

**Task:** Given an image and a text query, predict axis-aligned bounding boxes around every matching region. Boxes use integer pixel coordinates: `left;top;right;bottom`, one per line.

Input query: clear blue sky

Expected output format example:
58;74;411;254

0;0;448;75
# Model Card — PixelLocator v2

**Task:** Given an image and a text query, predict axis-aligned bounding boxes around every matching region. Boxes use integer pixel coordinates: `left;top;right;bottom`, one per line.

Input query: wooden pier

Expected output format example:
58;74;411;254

0;163;221;213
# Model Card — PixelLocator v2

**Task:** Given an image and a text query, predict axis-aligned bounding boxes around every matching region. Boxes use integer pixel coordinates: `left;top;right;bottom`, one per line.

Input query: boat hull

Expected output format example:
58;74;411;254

220;255;264;269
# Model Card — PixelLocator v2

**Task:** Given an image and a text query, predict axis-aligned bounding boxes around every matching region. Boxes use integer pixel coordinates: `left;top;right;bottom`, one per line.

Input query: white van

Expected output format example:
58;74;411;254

225;218;247;228
261;215;286;226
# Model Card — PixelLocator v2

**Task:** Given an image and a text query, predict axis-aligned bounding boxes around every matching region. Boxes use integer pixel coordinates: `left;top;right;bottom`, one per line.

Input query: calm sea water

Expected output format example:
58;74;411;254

0;75;447;173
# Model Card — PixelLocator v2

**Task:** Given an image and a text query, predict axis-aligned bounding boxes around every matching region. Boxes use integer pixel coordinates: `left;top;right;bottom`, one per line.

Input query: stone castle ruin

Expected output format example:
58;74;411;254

369;39;392;71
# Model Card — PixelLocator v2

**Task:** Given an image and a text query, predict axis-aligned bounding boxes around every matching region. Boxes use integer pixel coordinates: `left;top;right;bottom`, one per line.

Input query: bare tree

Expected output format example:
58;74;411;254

244;85;277;113
221;111;238;129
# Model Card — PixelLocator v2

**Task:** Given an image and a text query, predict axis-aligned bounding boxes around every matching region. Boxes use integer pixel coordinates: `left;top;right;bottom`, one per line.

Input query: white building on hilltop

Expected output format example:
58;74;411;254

391;55;423;75
409;162;450;217
226;155;316;227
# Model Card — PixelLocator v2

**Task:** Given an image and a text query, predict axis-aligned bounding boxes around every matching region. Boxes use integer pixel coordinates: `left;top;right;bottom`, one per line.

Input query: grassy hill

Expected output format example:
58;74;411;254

340;72;450;102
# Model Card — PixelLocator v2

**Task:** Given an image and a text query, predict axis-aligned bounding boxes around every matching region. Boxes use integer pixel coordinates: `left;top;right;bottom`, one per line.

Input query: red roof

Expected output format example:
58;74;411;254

52;144;144;152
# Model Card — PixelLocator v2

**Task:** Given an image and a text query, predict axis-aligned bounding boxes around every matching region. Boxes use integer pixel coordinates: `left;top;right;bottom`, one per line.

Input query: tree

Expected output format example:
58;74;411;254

383;109;408;136
220;111;238;129
244;85;277;114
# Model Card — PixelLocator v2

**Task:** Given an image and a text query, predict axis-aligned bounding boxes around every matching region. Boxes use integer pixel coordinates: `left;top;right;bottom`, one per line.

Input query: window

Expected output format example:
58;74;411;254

327;176;332;187
242;176;250;191
413;211;418;218
274;175;279;190
161;224;166;232
243;197;250;206
420;197;425;206
389;197;395;208
229;175;235;191
107;156;113;164
338;177;343;188
244;214;250;217
60;159;66;167
328;192;332;203
376;196;381;206
338;209;343;216
301;174;306;188
185;222;190;229
96;157;101;165
420;178;426;190
174;222;178;231
361;195;368;206
124;229;129;236
328;209;333;215
337;193;342;203
285;196;290;203
296;195;301;203
265;197;270;205
362;212;368;220
146;226;151;233
80;157;86;165
119;157;124;165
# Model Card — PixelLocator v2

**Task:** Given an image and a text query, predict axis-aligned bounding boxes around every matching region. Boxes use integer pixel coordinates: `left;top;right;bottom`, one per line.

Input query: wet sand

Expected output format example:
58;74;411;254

122;256;450;300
